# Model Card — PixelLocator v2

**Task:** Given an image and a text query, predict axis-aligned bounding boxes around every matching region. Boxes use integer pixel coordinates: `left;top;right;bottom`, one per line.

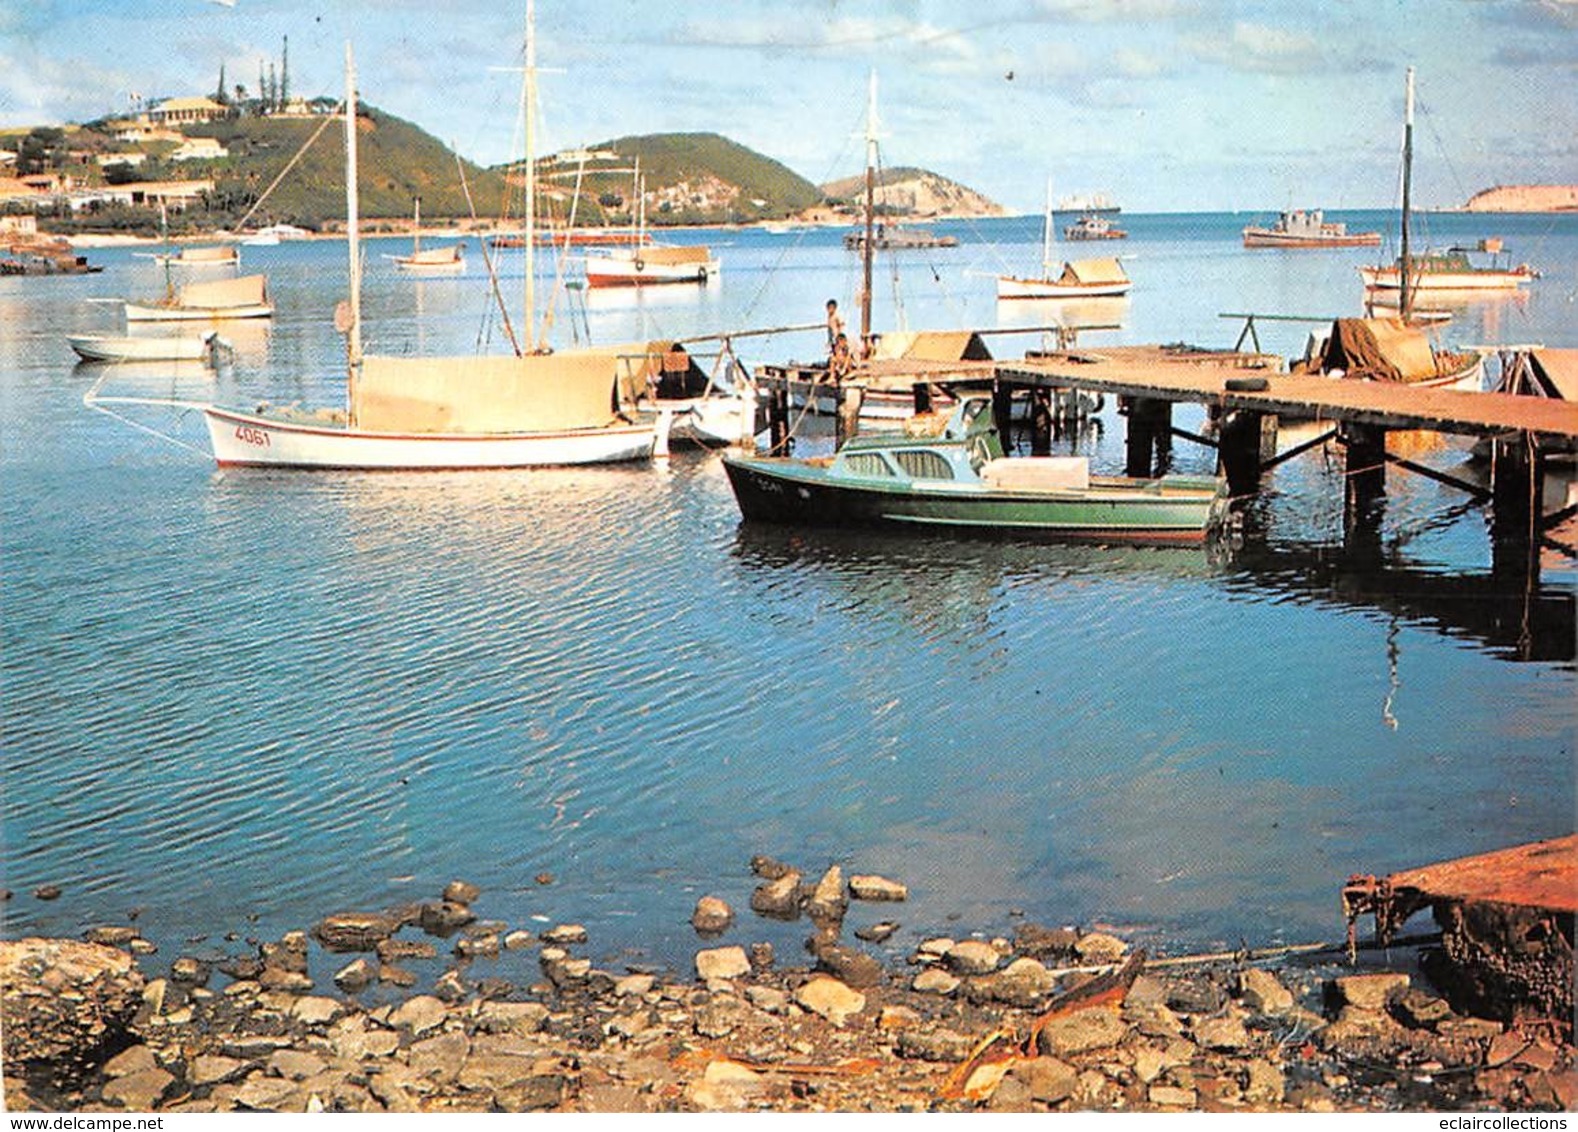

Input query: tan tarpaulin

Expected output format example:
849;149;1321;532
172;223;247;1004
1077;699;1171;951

178;273;268;309
871;330;993;363
613;340;699;402
179;245;238;263
639;245;711;265
1319;318;1441;382
1531;349;1578;401
354;348;626;434
1060;258;1129;286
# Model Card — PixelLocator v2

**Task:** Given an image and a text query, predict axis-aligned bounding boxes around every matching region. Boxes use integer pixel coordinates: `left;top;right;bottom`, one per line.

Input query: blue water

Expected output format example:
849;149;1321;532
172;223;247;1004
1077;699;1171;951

2;210;1574;984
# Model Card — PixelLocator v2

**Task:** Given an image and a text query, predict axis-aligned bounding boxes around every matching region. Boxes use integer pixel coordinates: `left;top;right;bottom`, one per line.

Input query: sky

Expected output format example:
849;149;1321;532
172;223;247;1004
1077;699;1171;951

1;0;1574;213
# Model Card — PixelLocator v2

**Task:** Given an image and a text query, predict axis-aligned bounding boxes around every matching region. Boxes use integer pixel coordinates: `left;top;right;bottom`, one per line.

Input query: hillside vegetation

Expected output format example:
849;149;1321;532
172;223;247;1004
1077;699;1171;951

530;132;822;227
188;110;511;229
17;110;997;235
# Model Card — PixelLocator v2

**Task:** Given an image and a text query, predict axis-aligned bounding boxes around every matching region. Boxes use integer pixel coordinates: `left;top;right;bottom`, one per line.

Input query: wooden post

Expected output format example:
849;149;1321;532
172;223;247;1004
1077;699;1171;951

1341;421;1387;534
1257;413;1279;463
1029;388;1053;455
767;382;790;455
837;383;864;447
1490;434;1542;585
1152;400;1174;474
1124;397;1170;478
992;383;1014;454
1217;409;1264;495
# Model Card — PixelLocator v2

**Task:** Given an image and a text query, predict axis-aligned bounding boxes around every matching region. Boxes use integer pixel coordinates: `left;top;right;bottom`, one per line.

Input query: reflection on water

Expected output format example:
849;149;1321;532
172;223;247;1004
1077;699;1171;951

3;212;1573;976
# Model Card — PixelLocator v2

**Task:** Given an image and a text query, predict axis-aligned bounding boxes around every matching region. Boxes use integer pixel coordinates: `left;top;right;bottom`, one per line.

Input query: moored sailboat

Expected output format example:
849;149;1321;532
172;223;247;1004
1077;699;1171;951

1360;69;1537;303
386;198;465;274
95;28;659;471
123;274;274;322
997;180;1131;300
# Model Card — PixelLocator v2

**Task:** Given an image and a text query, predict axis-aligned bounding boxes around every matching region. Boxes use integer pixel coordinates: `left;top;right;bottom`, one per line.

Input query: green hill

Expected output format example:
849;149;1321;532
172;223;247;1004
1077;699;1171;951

187;109;509;230
528;132;822;227
22;113;988;235
29;108;509;236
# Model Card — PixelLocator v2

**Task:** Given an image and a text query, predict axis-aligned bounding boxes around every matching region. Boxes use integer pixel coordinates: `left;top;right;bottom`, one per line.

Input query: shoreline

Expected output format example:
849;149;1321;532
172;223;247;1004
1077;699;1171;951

54;206;1578;248
3;862;1572;1114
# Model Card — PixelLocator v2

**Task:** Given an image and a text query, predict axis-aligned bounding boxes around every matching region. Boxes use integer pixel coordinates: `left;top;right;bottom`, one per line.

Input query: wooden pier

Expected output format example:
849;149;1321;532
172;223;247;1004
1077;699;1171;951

755;344;1578;579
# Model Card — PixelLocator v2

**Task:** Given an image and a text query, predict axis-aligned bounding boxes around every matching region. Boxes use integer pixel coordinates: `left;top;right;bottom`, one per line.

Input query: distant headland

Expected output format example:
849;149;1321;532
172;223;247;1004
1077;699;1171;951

1460;184;1578;213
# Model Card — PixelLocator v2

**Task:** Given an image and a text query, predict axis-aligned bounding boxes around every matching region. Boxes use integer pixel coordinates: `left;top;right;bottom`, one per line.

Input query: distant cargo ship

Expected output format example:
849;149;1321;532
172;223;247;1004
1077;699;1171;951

1055;192;1120;216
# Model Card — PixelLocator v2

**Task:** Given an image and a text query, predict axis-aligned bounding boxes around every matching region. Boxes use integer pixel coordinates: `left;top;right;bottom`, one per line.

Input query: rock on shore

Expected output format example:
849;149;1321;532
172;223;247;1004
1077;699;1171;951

3;866;1574;1114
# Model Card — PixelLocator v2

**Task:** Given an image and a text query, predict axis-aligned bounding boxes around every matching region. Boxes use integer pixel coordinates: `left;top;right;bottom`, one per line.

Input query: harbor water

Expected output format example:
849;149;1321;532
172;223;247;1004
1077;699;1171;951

3;210;1574;979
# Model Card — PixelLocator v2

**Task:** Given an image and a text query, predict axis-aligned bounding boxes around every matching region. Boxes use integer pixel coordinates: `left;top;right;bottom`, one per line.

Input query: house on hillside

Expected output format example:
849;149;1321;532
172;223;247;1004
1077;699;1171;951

148;96;226;127
67;179;213;212
114;122;184;145
0;177;53;209
170;137;228;162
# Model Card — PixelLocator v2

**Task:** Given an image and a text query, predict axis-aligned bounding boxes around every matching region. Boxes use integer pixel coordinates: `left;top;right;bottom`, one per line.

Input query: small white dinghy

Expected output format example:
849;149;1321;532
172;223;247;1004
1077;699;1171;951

68;331;225;364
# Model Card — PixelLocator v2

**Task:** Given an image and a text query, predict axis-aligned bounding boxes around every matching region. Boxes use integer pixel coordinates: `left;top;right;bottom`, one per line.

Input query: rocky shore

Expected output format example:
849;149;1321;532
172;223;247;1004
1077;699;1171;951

3;860;1573;1114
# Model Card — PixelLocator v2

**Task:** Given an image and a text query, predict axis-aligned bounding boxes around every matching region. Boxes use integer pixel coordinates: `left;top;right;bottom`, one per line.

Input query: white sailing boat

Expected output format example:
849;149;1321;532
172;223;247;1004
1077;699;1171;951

123;274;274;322
996;179;1131;300
581;171;719;287
149;245;241;268
1359;69;1537;300
385;198;465;274
124;203;272;321
187;29;660;469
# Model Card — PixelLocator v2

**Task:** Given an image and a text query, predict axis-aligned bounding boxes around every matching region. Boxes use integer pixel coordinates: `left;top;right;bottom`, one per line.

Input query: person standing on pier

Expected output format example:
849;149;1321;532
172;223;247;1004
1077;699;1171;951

825;298;845;355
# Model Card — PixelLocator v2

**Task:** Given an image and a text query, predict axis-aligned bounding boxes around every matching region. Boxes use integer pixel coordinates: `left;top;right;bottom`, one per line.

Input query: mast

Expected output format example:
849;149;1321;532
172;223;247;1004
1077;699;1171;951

1041;175;1055;278
522;0;538;351
412;196;420;254
344;41;363;416
631;157;642;246
1399;66;1414;322
860;70;877;354
158;199;173;299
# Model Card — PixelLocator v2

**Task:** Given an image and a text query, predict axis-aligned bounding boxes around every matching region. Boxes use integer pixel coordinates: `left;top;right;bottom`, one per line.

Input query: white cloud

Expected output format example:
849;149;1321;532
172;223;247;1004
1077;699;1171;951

1033;0;1198;24
0;49;136;126
1185;21;1324;75
1113;48;1167;79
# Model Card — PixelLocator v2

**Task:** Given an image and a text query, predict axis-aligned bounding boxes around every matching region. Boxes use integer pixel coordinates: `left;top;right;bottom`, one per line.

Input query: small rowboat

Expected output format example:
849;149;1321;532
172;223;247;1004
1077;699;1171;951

68;331;224;363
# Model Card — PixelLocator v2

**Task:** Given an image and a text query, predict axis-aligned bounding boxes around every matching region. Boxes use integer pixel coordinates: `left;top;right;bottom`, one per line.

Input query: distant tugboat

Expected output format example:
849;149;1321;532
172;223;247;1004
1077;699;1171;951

1242;208;1380;248
1063;215;1126;241
843;223;958;250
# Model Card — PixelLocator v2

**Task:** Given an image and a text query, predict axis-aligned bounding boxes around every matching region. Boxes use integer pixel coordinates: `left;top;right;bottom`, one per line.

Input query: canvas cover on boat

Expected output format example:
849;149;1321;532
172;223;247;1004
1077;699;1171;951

1531;349;1578;401
1059;258;1129;286
1319;318;1440;382
353;349;624;434
871;330;993;363
616;340;710;401
180;245;237;262
177;273;268;309
639;245;711;265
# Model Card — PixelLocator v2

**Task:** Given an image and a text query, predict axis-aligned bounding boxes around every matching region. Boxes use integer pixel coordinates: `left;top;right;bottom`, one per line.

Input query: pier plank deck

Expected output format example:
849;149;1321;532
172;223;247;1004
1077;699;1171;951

827;346;1578;442
998;347;1578;441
